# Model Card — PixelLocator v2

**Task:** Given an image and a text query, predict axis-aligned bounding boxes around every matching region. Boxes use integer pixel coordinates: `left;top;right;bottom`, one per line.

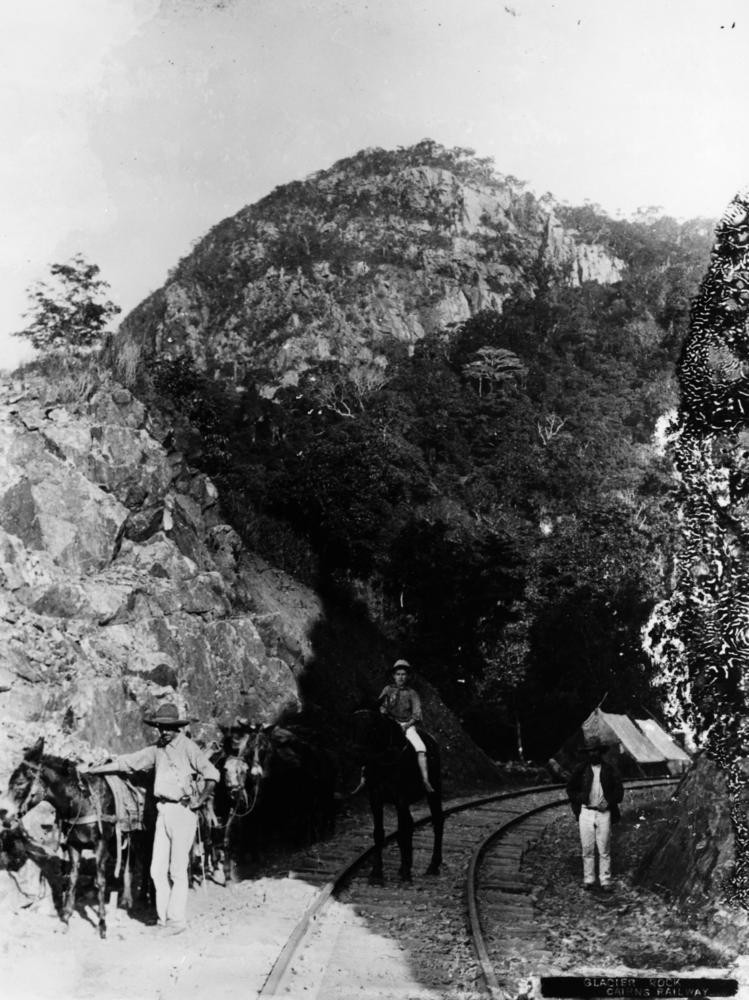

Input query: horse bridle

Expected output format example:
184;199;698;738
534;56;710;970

14;760;46;820
232;779;260;819
12;761;96;844
222;753;261;821
6;761;57;856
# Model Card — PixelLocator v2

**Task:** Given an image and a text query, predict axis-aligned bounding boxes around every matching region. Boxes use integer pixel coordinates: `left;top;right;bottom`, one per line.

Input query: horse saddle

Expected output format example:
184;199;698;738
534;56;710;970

103;775;149;832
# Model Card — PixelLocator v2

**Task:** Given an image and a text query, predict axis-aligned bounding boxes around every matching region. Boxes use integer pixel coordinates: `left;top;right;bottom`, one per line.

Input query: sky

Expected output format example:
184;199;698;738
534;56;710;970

2;0;748;370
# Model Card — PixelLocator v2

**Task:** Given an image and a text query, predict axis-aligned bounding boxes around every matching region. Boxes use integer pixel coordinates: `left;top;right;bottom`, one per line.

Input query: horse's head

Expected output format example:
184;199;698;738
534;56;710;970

246;724;274;782
221;723;273;804
350;708;403;765
222;754;249;801
0;738;46;826
350;708;376;753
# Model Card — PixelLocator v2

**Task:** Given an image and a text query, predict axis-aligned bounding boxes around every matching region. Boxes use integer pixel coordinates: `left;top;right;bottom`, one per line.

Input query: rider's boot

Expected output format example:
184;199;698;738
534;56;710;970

418;752;434;794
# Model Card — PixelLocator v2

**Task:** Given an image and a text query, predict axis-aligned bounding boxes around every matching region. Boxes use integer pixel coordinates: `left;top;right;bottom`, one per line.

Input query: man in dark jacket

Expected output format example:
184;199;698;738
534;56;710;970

566;739;624;892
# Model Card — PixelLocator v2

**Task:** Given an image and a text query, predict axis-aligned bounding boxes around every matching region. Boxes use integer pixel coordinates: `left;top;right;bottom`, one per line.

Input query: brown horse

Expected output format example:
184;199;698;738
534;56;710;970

218;745;260;877
220;722;337;861
0;738;148;938
191;727;259;883
351;708;443;885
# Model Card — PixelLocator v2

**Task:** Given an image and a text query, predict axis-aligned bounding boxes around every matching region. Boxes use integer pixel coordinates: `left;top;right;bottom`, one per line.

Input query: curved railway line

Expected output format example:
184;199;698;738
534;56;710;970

257;777;679;999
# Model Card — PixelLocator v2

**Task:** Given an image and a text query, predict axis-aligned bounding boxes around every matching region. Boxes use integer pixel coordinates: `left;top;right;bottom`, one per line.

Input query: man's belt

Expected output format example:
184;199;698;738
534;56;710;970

156;795;190;805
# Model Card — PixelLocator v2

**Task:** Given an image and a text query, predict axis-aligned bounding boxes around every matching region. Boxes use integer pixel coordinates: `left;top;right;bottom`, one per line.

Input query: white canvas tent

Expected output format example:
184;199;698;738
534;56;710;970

634;717;691;775
551;706;691;778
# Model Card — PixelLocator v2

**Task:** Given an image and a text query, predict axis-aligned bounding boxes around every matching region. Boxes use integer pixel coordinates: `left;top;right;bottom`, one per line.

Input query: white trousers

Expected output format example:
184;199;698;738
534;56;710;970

150;802;198;925
403;724;426;754
578;807;612;886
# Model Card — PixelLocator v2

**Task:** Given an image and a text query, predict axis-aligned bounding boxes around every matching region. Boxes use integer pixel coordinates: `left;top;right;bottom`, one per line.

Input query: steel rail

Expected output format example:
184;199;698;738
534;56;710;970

258;781;568;996
465;777;679;1000
258;777;678;996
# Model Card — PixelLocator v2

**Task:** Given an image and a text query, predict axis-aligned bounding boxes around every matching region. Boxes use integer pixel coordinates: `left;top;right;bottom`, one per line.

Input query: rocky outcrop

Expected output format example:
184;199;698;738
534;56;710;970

636;756;735;908
118;142;624;394
0;374;303;778
0;370;501;792
541;214;625;286
633;755;749;952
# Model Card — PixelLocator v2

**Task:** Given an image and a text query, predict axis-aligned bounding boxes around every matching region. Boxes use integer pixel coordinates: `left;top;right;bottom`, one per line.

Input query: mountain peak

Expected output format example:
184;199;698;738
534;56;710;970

119;141;624;391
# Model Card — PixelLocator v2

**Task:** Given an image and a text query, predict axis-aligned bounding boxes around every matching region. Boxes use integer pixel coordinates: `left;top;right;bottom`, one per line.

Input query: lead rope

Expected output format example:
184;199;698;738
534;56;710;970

195;814;207;893
232;780;260;819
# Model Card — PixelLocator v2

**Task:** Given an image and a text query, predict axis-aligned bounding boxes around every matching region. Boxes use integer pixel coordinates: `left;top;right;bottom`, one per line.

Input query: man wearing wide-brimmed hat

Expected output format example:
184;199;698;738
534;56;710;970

86;701;219;934
565;738;624;893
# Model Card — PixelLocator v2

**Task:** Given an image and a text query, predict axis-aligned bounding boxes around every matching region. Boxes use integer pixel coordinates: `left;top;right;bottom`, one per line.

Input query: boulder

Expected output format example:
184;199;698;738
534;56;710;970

635;755;735;909
0;427;128;575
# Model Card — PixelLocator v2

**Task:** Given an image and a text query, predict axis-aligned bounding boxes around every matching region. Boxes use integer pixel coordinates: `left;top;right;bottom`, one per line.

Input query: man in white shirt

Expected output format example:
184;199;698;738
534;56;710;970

566;739;624;893
86;702;219;933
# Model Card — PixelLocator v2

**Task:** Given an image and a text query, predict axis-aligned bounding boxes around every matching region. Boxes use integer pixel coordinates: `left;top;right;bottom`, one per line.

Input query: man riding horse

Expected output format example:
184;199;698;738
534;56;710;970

378;659;434;794
353;658;443;884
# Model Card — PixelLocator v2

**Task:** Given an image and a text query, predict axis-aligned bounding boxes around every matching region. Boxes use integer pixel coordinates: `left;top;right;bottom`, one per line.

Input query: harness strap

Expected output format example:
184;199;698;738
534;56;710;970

194;818;207;893
66;813;117;827
113;825;123;880
58;811;116;853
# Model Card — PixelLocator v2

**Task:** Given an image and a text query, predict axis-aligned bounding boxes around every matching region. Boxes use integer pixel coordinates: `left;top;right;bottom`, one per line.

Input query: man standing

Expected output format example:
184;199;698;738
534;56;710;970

566;739;624;893
378;659;434;794
86;702;219;934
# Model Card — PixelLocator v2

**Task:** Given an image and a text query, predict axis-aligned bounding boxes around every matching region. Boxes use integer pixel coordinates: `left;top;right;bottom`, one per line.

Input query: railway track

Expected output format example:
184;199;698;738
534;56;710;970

470;779;678;999
257;777;678;999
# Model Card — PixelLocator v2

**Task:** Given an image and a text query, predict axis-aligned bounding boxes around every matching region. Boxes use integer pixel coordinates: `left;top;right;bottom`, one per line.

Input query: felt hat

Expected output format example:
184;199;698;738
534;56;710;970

144;702;190;728
388;658;411;676
584;737;607;752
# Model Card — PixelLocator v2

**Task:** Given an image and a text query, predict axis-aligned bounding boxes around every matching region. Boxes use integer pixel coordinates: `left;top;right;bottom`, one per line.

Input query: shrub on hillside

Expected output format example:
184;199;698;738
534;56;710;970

13;255;120;353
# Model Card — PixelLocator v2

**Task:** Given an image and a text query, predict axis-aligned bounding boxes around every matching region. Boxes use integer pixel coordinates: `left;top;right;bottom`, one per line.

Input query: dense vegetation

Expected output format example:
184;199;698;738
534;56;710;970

133;197;712;760
49;142;708;760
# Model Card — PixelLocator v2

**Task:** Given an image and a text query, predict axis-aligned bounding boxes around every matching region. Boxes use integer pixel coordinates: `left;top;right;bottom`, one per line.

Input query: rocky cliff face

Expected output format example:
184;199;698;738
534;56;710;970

0;371;304;777
0;367;499;788
118;141;624;392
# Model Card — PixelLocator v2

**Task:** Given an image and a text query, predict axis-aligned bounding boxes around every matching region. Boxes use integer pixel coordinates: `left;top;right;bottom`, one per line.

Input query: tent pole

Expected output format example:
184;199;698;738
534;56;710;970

638;702;666;727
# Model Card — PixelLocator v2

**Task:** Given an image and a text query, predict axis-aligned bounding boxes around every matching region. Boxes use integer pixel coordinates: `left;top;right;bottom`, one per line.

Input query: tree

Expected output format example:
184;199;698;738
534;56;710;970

13;254;120;351
471;618;532;760
302;360;389;418
519;497;664;758
462;347;527;396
